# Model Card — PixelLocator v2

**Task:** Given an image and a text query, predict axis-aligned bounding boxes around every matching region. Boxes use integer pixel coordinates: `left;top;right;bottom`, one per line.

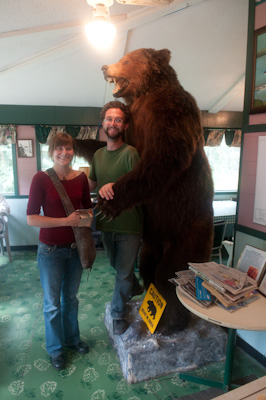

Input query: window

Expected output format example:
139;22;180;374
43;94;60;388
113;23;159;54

0;144;15;195
39;144;89;171
204;137;240;192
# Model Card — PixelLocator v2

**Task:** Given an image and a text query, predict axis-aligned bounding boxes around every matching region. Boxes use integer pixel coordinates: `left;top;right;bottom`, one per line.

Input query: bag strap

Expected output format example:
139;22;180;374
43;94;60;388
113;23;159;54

46;168;82;243
46;168;75;216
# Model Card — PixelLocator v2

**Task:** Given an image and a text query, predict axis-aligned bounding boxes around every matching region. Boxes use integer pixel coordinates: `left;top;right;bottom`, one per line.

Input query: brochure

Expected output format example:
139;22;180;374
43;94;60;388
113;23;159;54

236;244;266;284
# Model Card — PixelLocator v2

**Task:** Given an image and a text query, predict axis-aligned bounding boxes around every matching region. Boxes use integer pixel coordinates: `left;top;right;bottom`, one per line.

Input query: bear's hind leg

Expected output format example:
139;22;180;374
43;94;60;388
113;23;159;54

139;240;163;290
158;284;191;334
153;244;192;333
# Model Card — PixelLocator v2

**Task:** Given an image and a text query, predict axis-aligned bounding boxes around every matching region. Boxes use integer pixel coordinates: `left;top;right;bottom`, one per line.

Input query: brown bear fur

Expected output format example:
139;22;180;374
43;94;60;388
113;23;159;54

75;138;106;165
100;48;214;333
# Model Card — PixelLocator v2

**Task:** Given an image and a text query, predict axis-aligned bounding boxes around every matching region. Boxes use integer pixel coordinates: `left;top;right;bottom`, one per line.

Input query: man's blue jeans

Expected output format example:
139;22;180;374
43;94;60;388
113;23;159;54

37;242;83;356
102;232;141;319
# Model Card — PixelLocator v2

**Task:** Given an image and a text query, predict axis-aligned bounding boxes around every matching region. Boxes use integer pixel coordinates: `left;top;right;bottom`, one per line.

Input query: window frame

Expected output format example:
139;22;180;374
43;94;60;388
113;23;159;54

204;137;240;194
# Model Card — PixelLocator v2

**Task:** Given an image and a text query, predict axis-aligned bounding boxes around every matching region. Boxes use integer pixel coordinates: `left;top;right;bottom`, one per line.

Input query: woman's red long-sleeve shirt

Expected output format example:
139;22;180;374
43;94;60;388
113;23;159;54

27;171;92;245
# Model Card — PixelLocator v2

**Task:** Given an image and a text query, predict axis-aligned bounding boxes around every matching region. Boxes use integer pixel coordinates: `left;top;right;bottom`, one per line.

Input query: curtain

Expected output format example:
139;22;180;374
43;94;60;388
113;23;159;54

0;125;17;145
204;129;225;146
225;129;242;147
35;126;51;144
75;126;97;140
204;129;241;147
35;125;98;144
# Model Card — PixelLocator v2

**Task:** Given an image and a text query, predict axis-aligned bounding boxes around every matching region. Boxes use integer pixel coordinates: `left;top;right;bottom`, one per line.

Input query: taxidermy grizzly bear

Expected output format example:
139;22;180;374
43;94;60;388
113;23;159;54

75;138;106;165
99;48;214;333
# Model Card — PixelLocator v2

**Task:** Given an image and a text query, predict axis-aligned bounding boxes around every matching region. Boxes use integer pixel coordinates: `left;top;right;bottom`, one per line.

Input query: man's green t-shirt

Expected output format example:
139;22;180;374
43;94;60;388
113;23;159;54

89;143;143;234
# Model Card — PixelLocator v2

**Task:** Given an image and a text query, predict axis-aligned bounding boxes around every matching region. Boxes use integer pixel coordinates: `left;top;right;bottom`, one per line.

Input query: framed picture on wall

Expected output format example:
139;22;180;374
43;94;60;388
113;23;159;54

17;139;33;158
250;26;266;114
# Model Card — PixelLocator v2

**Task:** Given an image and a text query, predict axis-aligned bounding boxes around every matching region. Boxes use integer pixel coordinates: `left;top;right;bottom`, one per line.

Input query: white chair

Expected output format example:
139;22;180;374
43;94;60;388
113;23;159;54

0;214;12;262
211;220;227;264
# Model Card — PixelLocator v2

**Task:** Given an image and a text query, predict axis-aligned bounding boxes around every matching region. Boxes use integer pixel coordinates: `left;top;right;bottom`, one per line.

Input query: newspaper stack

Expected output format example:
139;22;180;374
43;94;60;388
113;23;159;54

188;261;258;310
170;262;259;311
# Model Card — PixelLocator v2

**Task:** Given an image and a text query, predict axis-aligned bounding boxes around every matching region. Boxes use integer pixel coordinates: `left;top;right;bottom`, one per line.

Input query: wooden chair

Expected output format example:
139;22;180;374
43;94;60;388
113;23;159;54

0;214;12;262
212;220;227;264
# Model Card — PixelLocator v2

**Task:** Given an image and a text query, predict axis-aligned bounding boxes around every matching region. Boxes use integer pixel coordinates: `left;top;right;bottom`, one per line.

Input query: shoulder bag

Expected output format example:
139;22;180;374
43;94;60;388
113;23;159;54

47;168;96;270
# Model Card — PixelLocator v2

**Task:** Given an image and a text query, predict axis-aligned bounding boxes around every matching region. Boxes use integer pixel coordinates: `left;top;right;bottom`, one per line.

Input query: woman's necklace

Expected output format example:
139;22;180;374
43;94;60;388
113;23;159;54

53;168;71;181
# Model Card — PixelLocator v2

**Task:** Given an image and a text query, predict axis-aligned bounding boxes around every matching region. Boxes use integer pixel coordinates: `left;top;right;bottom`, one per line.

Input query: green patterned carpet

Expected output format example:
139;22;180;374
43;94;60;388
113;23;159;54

0;249;265;400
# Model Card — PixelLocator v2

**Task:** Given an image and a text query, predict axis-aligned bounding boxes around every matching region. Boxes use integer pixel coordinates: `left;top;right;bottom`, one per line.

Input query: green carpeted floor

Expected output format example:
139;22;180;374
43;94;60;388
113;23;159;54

0;249;266;400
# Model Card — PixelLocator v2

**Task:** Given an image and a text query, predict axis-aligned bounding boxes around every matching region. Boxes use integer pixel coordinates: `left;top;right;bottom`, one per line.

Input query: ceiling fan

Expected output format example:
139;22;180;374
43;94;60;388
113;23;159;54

86;0;174;10
85;0;174;48
86;0;175;29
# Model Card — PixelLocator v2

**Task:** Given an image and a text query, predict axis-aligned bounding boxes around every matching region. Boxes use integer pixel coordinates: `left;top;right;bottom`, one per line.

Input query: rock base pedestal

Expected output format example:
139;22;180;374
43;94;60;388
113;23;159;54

104;301;227;383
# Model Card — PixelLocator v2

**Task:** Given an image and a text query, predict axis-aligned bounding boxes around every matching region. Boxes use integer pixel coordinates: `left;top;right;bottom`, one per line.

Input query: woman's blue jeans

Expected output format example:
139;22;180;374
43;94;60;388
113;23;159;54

37;242;83;357
102;232;141;319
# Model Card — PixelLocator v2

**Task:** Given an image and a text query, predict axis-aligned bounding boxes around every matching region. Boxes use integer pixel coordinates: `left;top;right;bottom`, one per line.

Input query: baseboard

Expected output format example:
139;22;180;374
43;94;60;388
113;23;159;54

237;336;266;368
10;245;38;251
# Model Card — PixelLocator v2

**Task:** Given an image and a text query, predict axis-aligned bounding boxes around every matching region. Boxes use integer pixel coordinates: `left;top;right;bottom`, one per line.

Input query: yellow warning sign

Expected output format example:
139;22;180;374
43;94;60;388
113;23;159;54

139;283;166;334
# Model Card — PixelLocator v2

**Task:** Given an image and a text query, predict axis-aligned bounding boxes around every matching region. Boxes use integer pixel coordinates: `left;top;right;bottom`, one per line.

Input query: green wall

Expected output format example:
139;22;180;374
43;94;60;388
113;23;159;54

0;104;243;129
0;105;102;125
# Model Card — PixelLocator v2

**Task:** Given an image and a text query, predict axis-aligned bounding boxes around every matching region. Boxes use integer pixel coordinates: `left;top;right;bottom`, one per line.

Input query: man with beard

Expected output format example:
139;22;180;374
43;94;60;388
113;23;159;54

89;101;143;335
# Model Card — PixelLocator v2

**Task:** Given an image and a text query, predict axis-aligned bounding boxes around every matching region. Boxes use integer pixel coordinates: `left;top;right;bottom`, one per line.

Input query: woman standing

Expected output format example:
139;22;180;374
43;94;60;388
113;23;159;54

27;132;92;370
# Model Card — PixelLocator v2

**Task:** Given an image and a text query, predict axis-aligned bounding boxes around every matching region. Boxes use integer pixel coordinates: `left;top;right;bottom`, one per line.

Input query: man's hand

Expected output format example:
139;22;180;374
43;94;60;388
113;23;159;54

99;183;115;200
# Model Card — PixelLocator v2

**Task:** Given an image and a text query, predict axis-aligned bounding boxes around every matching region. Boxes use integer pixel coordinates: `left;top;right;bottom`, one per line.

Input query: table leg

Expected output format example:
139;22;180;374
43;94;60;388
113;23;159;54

223;328;236;391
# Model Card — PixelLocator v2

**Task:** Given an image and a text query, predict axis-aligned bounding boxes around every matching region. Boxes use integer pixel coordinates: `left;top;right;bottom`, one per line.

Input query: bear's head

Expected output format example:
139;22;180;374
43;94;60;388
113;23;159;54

102;48;175;101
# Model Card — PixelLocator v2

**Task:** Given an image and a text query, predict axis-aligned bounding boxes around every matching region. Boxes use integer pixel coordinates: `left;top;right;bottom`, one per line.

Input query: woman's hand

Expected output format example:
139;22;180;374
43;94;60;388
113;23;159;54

65;211;82;227
99;183;115;200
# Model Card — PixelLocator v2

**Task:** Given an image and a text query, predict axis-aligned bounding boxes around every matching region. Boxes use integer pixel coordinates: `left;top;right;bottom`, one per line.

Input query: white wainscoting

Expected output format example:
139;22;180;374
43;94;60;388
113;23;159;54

6;198;39;246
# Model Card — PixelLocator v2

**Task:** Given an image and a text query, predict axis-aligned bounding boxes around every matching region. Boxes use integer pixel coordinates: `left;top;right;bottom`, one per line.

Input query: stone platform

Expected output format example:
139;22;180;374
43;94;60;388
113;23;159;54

104;300;227;383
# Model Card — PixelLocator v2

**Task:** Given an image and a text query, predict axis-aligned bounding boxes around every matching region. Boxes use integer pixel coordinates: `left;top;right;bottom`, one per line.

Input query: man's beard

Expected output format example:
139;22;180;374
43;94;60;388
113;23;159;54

104;127;124;141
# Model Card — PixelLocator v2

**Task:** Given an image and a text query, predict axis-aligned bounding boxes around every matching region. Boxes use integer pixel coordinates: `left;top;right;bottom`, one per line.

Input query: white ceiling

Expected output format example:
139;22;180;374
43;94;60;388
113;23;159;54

0;0;249;113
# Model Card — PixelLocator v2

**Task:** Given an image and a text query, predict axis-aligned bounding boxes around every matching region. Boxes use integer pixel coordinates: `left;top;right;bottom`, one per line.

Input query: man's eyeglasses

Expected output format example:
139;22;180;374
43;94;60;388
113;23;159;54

104;117;124;125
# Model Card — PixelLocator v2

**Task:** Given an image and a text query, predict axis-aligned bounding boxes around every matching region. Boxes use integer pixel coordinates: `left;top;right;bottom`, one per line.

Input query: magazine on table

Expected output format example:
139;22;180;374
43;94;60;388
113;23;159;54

169;270;196;287
177;281;213;309
188;261;257;295
169;270;213;308
195;276;212;301
215;295;259;313
201;280;258;308
174;270;196;284
236;244;266;284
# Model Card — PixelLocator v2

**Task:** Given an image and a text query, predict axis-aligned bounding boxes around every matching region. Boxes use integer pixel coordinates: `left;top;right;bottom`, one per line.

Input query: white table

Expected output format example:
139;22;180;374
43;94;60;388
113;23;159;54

222;240;234;267
176;287;266;391
213;201;236;238
213;201;237;219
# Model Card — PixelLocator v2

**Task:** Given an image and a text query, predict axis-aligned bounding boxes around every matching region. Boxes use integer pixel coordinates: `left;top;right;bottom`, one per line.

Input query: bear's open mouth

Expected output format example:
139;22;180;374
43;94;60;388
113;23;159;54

106;77;128;95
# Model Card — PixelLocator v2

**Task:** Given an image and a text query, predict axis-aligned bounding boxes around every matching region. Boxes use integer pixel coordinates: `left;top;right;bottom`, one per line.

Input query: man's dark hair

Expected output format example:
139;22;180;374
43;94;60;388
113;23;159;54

100;101;131;124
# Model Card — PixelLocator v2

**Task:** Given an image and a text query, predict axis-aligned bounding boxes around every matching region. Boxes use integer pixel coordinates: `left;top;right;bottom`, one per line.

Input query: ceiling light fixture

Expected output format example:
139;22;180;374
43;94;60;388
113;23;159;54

85;0;116;50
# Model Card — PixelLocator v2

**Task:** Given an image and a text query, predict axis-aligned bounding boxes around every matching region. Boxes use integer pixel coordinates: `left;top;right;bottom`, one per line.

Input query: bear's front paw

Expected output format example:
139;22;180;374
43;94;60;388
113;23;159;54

96;196;122;220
